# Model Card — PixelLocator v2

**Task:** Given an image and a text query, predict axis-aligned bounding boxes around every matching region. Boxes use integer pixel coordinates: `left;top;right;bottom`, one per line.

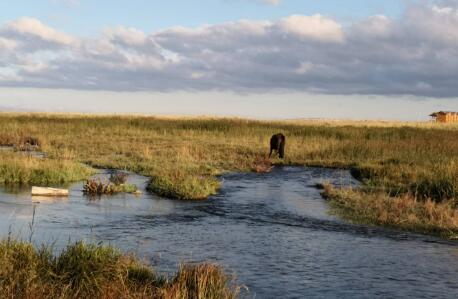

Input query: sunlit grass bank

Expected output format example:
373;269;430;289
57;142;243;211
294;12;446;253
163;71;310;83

0;113;457;236
0;152;93;186
322;184;458;239
0;239;238;299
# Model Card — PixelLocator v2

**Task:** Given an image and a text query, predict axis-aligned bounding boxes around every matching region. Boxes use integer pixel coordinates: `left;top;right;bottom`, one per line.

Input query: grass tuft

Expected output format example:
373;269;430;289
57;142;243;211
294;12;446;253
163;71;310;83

162;263;239;299
83;179;138;196
148;173;220;200
0;239;239;299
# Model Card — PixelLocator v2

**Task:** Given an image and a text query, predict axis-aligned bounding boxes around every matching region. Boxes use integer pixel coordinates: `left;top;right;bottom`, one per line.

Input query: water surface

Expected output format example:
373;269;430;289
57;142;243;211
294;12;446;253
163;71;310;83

0;167;457;298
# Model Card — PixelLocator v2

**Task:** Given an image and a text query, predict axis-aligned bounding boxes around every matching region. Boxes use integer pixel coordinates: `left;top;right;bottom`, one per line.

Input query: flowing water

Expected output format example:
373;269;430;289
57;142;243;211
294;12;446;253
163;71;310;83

0;167;457;298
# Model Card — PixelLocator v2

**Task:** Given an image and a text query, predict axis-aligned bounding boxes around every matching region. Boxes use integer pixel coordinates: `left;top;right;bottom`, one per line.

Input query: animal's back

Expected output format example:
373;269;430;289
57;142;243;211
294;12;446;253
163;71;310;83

270;134;281;148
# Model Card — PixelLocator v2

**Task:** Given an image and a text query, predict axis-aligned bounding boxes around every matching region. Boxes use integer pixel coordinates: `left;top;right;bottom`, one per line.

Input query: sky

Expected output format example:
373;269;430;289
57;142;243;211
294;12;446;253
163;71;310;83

0;1;405;35
0;0;457;120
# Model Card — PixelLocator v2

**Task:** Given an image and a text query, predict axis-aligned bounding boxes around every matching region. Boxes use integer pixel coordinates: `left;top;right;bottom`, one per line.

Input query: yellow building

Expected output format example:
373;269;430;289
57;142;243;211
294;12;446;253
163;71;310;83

430;111;458;123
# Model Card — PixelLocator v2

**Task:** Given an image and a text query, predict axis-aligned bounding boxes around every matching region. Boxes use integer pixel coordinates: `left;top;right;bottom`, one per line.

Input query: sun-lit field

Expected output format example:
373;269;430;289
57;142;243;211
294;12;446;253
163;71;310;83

3;1;458;297
284;118;458;129
0;112;457;238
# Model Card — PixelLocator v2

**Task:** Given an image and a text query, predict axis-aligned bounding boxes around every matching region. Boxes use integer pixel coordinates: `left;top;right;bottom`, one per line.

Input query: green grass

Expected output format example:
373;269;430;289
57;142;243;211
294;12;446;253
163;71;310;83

0;113;456;200
0;113;457;235
147;170;220;200
0;239;239;299
322;184;458;239
0;152;93;186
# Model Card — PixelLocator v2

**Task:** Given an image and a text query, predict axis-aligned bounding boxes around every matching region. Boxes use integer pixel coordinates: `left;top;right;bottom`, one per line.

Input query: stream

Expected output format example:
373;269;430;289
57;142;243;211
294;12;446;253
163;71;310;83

0;167;457;298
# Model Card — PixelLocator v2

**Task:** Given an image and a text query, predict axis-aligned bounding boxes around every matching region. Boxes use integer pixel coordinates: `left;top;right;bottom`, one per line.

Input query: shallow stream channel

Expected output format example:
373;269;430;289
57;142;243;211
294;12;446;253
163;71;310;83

1;167;458;298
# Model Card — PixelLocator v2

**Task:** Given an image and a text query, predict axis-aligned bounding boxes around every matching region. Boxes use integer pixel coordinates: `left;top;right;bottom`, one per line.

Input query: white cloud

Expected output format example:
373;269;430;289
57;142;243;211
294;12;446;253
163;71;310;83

1;4;458;98
278;14;344;42
103;26;147;46
3;17;77;46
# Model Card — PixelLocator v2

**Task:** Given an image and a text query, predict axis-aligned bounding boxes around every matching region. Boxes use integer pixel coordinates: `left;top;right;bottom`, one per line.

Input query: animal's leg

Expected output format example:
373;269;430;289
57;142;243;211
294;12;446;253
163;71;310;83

279;135;285;159
279;143;284;158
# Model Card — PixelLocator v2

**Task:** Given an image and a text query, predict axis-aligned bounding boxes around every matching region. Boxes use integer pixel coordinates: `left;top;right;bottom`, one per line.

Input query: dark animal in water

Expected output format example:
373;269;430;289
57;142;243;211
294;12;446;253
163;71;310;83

269;133;286;159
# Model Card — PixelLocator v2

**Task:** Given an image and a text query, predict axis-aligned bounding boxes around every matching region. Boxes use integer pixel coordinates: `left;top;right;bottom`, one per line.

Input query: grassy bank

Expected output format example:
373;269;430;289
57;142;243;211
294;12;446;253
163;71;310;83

322;184;458;239
0;152;93;186
0;113;457;236
0;239;238;299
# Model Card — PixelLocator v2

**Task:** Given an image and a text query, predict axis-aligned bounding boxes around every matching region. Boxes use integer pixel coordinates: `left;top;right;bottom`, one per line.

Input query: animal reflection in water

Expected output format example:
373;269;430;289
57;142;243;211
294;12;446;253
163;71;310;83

269;133;286;159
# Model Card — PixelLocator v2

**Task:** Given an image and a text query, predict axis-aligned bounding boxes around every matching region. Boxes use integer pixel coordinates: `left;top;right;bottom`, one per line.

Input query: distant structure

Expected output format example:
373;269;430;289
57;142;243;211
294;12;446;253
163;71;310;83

430;111;458;123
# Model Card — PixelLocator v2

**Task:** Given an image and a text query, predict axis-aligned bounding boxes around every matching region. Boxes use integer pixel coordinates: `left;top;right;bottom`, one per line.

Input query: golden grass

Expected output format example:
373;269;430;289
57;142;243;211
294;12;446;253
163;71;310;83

0;112;457;236
0;113;457;201
0;239;239;299
0;152;93;186
284;118;458;129
322;184;458;239
160;263;239;299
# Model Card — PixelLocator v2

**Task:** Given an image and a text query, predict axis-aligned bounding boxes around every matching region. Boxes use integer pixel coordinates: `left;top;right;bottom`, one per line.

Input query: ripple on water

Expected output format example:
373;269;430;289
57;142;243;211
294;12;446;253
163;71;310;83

0;167;457;299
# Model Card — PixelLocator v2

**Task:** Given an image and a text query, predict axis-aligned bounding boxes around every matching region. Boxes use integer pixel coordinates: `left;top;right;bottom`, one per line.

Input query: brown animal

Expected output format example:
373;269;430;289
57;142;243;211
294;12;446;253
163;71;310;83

269;133;286;159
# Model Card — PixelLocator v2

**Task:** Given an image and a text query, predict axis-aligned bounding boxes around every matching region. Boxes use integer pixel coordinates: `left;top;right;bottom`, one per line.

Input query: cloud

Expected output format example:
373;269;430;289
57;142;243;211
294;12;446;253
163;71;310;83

0;37;18;50
2;17;77;46
103;27;147;46
2;4;458;97
278;14;344;42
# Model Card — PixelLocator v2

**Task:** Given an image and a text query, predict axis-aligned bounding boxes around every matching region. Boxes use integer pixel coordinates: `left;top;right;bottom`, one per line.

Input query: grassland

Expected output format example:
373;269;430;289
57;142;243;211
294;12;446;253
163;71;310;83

0;113;457;236
0;239;238;299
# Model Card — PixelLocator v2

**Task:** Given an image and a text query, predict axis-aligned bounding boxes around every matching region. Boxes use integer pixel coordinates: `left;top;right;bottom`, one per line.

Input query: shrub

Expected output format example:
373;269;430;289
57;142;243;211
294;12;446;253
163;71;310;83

83;179;138;196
